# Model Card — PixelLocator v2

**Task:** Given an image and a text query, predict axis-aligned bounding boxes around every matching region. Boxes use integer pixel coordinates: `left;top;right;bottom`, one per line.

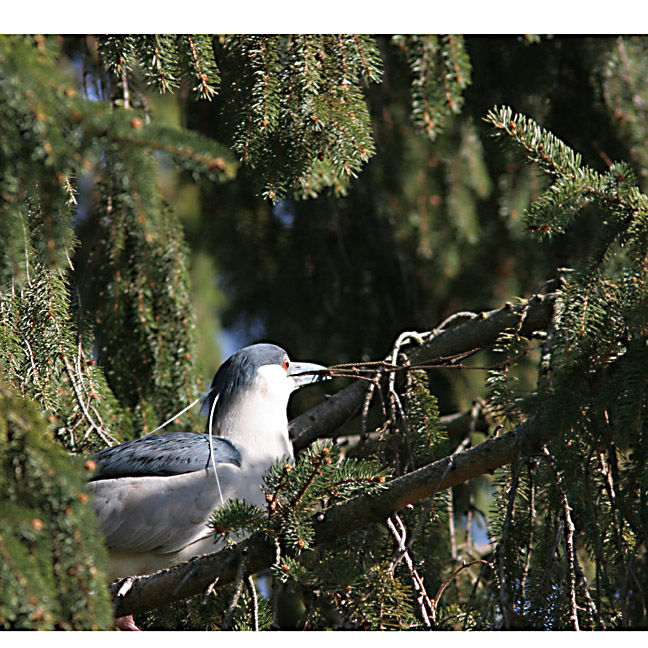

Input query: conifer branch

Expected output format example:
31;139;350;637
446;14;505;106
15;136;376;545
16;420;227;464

180;35;219;100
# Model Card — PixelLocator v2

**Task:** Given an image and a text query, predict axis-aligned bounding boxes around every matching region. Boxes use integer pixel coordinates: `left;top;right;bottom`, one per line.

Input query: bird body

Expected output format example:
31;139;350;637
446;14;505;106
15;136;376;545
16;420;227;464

91;468;229;578
88;344;326;581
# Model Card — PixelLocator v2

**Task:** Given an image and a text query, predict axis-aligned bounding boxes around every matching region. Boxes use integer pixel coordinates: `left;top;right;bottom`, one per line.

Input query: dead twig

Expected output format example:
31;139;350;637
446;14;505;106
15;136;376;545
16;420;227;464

222;549;249;630
386;514;434;627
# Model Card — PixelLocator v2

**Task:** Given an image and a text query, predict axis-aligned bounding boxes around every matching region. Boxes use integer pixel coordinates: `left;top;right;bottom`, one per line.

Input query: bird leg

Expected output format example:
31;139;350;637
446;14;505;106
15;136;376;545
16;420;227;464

114;577;141;631
116;614;142;631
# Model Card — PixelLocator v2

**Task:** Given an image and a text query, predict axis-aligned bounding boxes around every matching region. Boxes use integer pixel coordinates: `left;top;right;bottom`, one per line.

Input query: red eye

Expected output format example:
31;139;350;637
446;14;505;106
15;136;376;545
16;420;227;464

282;355;290;371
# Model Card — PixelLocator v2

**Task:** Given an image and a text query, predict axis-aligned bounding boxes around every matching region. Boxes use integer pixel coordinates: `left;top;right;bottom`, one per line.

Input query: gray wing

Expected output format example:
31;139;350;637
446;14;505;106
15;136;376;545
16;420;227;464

90;431;241;481
87;432;242;555
87;464;243;554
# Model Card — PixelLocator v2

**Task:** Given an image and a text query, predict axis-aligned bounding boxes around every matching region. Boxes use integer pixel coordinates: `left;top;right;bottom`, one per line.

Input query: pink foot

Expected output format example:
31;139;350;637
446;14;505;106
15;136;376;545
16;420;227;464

116;615;141;631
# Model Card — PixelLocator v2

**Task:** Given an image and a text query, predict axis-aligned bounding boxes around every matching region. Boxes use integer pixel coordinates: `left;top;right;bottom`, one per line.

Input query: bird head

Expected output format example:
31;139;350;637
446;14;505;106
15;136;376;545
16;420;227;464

202;343;328;430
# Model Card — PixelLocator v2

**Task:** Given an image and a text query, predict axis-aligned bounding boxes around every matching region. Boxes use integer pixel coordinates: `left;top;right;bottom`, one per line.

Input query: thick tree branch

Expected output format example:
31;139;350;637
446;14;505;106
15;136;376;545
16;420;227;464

110;292;557;617
290;292;555;452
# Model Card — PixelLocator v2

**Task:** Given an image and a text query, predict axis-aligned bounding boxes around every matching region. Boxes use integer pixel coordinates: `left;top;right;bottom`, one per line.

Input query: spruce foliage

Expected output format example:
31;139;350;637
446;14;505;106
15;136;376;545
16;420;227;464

3;33;648;630
481;104;648;629
215;35;382;201
0;381;113;629
393;35;471;141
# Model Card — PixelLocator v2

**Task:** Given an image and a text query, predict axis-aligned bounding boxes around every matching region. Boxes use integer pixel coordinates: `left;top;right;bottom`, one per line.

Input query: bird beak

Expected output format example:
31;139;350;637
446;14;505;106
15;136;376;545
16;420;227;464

288;362;330;388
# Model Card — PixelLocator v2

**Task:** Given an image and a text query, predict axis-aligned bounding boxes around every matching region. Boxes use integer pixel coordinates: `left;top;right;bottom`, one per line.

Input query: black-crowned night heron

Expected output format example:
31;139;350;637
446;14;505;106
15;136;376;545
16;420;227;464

87;343;326;628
